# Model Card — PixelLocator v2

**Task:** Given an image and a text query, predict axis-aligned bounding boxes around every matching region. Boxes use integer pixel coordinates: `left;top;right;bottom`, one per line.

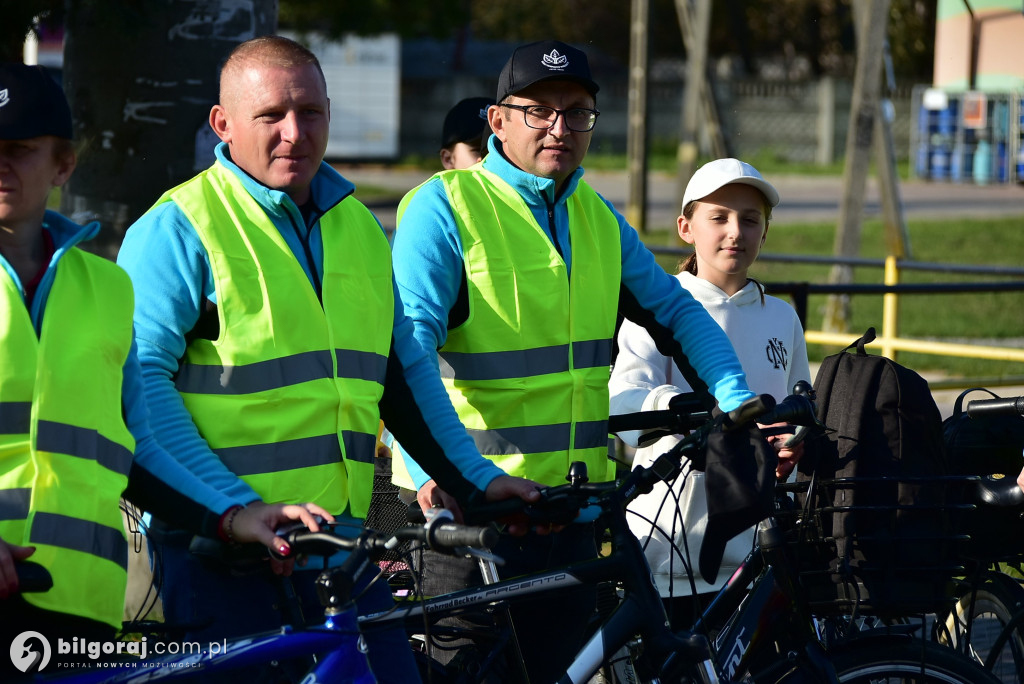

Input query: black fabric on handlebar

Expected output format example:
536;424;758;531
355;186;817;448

700;395;779;584
967;396;1024;418
16;561;53;593
608;410;680;433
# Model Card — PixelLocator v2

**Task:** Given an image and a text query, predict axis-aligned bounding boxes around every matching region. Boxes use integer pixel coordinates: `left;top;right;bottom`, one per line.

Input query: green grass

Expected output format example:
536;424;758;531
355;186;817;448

582;142;912;179
641;217;1024;379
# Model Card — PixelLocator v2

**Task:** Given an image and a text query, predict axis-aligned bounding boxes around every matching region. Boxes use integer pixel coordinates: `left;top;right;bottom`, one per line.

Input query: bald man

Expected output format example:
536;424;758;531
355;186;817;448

117;35;538;683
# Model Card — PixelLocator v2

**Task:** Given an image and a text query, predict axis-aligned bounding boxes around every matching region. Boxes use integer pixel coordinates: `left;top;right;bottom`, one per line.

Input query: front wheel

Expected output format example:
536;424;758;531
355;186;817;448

938;570;1024;683
831;638;1002;683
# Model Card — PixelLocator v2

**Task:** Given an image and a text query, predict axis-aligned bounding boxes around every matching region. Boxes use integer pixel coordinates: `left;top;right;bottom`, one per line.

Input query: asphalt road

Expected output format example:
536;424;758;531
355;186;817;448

337;164;1024;418
337;164;1024;234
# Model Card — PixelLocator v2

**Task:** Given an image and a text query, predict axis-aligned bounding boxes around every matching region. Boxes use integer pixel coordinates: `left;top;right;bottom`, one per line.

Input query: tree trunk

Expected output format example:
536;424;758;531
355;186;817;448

60;0;277;259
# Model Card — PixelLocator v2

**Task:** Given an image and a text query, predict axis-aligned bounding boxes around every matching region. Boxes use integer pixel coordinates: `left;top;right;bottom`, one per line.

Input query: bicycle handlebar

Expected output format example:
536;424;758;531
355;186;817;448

466;393;799;527
15;561;53;593
279;519;498;559
966;395;1024;418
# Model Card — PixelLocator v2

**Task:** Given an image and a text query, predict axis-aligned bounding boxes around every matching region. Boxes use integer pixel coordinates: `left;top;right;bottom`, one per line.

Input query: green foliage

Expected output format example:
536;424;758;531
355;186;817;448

278;0;935;83
279;1;470;39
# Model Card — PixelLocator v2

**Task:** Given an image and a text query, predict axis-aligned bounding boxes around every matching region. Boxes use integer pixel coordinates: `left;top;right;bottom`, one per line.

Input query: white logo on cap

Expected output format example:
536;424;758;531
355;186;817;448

541;50;568;71
0;89;9;109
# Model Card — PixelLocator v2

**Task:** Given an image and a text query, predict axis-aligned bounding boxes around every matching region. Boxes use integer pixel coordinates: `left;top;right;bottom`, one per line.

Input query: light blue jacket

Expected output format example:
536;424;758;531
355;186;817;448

117;144;505;520
392;136;755;488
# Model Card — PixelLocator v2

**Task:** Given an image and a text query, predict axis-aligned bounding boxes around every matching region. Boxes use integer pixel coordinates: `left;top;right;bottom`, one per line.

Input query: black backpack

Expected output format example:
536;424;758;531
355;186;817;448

943;388;1024;478
943;388;1024;561
794;328;958;616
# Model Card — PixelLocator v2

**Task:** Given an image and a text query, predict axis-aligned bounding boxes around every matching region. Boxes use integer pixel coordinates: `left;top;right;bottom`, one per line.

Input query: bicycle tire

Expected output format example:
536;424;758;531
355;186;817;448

938;570;1024;684
831;639;1002;683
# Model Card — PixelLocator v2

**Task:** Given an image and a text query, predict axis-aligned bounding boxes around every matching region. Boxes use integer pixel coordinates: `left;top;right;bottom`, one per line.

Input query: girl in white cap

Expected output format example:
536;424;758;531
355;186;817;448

609;157;810;627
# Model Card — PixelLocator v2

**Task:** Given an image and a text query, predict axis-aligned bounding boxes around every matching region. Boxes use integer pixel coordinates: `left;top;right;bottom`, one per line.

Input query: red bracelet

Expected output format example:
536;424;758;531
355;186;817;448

218;505;244;544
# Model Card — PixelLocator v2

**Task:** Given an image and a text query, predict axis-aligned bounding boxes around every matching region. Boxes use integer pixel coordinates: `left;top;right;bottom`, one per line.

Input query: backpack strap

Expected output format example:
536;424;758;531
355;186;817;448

951;387;1002;418
852;327;877;356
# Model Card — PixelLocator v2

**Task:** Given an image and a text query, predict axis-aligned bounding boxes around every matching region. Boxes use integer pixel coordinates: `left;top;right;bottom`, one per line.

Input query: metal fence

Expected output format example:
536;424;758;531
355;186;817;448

648;245;1024;389
401;74;915;165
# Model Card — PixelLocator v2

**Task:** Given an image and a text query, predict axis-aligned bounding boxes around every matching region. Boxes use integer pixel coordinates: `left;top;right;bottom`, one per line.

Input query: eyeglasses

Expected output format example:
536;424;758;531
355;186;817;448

500;103;601;132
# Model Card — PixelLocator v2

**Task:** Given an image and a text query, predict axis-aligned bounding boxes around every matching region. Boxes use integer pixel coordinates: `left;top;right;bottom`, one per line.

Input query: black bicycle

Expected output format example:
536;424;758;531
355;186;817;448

935;393;1024;683
353;393;1000;683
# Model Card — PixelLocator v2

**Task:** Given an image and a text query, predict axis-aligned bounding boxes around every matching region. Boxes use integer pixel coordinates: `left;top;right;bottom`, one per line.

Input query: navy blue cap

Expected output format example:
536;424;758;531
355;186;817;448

0;62;72;140
496;40;599;103
442;97;494;148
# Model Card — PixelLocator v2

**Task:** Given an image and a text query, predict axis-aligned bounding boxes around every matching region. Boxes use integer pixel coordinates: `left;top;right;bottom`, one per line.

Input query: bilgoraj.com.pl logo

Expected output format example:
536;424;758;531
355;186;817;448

9;632;226;673
10;631;51;673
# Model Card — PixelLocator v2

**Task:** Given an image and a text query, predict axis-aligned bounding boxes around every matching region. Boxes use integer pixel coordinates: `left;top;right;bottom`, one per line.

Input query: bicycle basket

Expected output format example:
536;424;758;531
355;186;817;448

777;475;973;618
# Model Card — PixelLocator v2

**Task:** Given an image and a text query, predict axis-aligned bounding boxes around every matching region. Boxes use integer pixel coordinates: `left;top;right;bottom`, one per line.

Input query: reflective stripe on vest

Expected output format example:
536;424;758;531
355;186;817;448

435;168;621;486
0;249;134;627
163;162;392;517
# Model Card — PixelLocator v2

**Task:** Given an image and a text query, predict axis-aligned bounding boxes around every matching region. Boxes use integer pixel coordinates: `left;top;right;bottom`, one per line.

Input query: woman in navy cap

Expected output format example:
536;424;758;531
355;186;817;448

0;62;329;675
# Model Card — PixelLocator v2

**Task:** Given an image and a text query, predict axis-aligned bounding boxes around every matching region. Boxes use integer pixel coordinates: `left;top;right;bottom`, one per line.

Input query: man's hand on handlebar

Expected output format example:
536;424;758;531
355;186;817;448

416;479;462;521
418;475;545;536
0;537;36;599
230;502;334;576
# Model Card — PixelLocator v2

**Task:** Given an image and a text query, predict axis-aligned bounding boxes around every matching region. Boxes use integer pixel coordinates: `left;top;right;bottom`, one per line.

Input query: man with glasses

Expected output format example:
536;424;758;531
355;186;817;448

391;40;755;680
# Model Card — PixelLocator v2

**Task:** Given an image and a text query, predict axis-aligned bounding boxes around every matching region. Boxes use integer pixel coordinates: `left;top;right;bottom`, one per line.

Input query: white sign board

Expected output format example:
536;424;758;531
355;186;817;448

292;33;401;160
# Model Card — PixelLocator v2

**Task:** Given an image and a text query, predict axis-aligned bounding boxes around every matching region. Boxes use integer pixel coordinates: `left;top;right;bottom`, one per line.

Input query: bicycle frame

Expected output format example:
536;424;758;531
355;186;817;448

36;609;373;684
363;490;722;684
362;482;835;683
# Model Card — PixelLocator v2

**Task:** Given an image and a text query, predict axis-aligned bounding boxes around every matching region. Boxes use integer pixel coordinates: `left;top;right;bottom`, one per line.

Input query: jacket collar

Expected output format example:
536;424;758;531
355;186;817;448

481;135;586;207
213;142;355;219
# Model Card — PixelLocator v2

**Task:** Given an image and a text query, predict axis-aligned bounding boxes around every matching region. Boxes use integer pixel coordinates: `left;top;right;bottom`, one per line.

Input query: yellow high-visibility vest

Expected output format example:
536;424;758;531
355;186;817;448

398;168;621;487
0;249;135;627
160;163;392;517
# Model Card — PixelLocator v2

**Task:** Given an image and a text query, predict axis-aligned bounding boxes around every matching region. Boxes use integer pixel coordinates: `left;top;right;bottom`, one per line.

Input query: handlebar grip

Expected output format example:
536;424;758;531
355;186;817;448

428;523;499;551
721;394;776;431
759;394;820;427
463;497;531;526
967;396;1024;418
16;561;53;593
283;529;358;558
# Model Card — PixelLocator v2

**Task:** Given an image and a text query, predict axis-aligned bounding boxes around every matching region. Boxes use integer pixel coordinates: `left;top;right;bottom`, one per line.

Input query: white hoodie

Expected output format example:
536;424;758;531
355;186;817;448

610;272;810;597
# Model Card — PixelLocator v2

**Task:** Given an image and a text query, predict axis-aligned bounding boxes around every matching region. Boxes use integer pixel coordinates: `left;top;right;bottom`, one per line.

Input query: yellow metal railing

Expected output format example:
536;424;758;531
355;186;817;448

804;256;1024;388
647;246;1024;389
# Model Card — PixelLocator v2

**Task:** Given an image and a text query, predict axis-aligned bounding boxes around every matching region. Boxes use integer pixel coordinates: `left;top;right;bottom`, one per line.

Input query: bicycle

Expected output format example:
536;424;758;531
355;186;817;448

14;394;1001;683
11;516;497;683
357;393;1000;683
934;393;1024;683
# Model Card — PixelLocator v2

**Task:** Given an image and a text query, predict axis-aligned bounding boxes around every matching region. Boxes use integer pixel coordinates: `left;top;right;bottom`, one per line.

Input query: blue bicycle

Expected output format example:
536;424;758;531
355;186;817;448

15;516;495;683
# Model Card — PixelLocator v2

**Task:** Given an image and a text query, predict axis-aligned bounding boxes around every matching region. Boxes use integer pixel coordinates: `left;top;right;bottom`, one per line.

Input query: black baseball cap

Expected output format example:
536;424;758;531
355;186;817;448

441;97;494;148
496;40;599;104
0;62;72;140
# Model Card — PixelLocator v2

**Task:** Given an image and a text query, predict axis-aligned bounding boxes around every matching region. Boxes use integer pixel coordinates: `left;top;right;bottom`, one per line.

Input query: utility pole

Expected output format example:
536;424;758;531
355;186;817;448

61;0;276;259
674;0;712;201
822;0;892;332
875;37;911;259
625;0;650;232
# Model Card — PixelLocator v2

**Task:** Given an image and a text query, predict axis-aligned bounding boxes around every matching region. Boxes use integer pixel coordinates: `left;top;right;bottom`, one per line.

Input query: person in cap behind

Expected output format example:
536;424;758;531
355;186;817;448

610;158;810;629
0;62;331;677
440;96;494;170
391;40;758;680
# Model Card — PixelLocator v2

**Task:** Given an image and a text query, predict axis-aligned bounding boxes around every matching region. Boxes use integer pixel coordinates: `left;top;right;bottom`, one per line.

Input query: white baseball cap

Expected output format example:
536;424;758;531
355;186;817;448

681;158;780;212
